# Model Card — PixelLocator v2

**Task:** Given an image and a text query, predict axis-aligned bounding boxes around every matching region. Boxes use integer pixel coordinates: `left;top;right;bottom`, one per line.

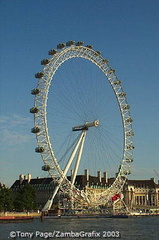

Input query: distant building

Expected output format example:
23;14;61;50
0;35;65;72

11;174;57;209
10;172;159;211
124;178;159;212
10;171;113;209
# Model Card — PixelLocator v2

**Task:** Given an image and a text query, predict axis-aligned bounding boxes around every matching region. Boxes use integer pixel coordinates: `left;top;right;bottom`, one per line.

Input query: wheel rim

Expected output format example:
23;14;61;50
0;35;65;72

31;42;134;207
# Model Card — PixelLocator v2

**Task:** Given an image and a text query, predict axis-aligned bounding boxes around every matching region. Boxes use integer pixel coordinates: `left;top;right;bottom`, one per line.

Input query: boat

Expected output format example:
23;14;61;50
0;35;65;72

0;216;34;223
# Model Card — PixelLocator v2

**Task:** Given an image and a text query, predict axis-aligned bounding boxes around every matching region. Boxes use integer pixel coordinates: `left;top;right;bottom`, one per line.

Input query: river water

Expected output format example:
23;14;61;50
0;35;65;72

0;216;159;240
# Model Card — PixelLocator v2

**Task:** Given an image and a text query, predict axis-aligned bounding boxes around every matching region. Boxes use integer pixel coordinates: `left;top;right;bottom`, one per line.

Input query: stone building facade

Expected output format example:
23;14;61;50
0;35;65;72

124;178;159;212
10;174;57;209
10;172;159;211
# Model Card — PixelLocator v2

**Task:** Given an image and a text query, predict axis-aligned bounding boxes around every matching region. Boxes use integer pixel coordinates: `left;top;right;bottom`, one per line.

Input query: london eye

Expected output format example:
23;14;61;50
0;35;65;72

30;41;134;212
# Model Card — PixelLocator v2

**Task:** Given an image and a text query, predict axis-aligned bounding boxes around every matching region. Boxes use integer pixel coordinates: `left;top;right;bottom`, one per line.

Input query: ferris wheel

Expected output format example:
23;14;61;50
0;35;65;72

30;41;134;211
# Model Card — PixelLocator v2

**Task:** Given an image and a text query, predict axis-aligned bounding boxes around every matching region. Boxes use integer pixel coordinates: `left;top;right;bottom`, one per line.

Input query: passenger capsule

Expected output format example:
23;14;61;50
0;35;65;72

31;88;40;95
48;49;58;55
112;80;121;85
126;145;135;150
107;69;115;74
57;43;66;49
31;127;40;133
41;59;50;65
101;59;108;64
86;45;93;49
42;165;51;171
124;158;133;163
123;170;131;175
118;92;126;97
122;104;130;110
66;40;75;46
125;118;133;123
30;107;39;114
76;41;84;46
35;72;44;78
126;131;134;136
35;146;45;153
95;51;101;55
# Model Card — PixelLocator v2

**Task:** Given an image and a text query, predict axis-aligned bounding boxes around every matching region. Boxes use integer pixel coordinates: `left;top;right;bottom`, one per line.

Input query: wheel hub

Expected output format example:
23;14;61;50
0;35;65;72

72;120;99;131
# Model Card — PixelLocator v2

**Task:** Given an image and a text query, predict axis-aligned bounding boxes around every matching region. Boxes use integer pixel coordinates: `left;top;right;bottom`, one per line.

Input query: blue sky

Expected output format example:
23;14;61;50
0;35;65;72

0;0;159;187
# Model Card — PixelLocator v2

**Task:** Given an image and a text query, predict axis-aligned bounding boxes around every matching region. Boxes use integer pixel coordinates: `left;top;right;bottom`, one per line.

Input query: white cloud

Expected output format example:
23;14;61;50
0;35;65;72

0;114;31;126
0;114;33;146
1;129;31;145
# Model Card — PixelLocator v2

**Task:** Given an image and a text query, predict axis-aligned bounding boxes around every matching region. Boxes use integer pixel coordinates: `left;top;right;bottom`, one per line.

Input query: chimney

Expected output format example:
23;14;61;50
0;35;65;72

85;169;89;182
28;173;31;183
19;174;24;184
103;172;108;183
150;178;155;183
97;171;102;183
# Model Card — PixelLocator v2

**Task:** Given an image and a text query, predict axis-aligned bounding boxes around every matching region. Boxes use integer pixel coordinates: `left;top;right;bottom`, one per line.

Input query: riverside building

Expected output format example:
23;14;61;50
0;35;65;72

124;178;159;212
10;172;159;212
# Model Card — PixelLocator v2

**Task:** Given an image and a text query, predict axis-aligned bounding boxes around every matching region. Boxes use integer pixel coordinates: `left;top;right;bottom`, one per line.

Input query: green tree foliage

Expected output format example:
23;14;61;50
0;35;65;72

14;184;36;211
0;185;13;211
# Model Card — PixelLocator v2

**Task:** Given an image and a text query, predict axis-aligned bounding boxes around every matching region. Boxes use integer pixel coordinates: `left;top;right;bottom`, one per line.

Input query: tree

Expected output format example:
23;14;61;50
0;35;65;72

0;184;13;211
14;184;36;211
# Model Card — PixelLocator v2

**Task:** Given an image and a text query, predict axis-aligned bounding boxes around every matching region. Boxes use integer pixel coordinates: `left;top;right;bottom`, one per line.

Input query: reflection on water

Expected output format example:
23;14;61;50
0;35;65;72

0;216;159;240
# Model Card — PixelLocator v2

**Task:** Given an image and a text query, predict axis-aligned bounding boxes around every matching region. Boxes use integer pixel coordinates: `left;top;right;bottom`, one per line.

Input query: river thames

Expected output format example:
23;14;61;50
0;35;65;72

0;216;159;240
